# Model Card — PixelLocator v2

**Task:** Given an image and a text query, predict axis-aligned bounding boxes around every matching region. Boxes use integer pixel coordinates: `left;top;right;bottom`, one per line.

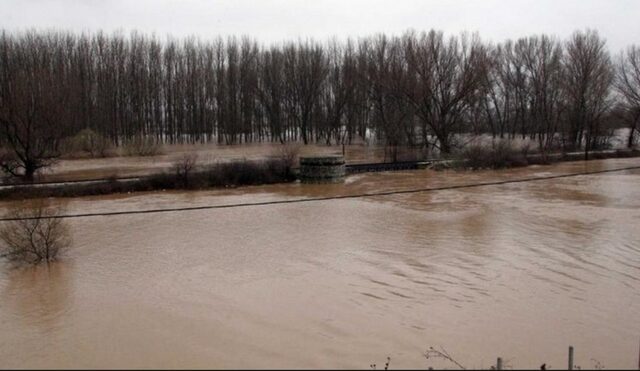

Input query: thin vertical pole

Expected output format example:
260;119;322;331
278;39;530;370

568;346;574;370
497;357;503;370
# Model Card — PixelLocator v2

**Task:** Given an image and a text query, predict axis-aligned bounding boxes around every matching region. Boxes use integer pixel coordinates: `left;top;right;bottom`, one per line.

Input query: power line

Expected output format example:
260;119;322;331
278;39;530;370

1;165;639;221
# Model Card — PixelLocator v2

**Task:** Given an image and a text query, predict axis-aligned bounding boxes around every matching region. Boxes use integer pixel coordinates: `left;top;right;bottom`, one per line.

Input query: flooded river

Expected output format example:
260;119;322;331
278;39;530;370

1;158;639;369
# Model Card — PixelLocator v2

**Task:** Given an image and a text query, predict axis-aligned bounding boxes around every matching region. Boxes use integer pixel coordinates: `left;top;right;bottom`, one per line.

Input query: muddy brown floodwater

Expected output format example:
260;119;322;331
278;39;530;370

1;158;640;369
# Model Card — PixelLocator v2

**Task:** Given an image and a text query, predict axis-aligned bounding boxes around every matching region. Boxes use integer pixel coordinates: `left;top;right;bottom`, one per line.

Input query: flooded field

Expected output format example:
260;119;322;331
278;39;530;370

41;128;635;182
46;141;390;182
1;158;640;369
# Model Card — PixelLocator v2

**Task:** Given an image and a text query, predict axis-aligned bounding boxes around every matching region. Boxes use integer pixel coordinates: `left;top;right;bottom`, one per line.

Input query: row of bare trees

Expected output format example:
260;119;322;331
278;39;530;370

1;29;639;178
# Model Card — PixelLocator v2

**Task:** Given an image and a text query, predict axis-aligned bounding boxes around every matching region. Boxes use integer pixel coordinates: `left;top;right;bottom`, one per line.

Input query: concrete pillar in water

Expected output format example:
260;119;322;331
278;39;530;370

299;155;345;183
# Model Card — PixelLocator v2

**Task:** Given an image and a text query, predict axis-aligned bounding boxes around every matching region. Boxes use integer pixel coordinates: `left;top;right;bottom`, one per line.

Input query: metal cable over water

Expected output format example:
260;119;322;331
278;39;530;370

1;165;639;221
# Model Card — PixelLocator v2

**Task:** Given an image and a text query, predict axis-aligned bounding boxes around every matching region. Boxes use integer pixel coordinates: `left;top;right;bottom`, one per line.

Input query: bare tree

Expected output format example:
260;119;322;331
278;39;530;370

319;39;348;145
480;43;514;139
0;202;71;264
0;33;70;180
404;30;489;154
563;30;614;157
173;153;198;187
520;35;565;154
501;39;531;139
615;45;640;148
365;35;414;161
283;41;329;144
257;47;286;142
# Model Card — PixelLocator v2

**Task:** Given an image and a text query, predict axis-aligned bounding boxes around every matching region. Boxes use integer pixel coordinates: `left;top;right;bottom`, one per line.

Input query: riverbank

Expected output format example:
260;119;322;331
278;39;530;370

437;147;640;170
1;148;639;200
0;159;296;200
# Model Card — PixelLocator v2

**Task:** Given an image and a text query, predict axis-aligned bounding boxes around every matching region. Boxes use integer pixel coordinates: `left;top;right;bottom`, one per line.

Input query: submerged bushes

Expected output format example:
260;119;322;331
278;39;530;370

0;159;296;200
455;140;530;170
164;158;295;190
0;202;71;264
201;159;293;187
450;139;640;170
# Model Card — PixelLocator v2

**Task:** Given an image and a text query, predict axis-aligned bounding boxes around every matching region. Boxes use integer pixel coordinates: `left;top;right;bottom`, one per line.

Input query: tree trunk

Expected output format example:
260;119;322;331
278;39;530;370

584;135;590;161
24;163;37;182
439;136;452;155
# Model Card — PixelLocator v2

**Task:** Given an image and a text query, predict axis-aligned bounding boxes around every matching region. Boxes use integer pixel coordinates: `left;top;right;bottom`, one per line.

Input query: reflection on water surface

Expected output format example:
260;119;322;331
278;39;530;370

1;158;639;369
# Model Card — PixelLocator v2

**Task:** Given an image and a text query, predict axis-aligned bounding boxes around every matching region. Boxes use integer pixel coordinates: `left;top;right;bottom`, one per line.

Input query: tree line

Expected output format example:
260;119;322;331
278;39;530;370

1;29;639;179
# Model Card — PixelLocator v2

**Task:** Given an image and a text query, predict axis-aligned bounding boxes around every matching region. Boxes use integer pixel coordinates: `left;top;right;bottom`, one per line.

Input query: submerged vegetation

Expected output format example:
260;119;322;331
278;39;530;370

449;138;640;171
450;142;640;170
0;202;71;264
0;158;296;200
454;140;530;170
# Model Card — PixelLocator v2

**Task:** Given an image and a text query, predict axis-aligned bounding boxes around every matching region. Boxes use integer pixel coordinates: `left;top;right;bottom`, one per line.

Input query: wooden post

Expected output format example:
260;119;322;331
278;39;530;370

496;357;503;370
568;346;574;370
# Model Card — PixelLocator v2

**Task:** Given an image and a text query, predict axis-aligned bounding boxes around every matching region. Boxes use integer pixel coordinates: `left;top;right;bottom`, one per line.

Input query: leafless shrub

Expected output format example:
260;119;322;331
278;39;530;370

64;128;114;158
456;140;528;169
0;202;71;264
424;346;466;370
275;143;301;176
173;153;199;188
277;143;301;168
123;136;164;157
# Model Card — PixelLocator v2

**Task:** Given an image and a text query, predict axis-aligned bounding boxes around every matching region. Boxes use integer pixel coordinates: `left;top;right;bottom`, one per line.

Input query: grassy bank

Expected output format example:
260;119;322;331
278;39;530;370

2;147;639;201
0;159;296;200
442;143;640;170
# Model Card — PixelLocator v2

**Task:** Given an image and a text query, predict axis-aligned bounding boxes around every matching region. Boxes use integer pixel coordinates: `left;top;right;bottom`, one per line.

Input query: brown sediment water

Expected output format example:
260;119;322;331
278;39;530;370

1;158;639;369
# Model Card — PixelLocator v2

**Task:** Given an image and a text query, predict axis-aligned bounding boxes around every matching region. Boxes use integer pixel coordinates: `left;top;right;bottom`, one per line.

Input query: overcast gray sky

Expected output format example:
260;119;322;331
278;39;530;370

1;0;639;51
